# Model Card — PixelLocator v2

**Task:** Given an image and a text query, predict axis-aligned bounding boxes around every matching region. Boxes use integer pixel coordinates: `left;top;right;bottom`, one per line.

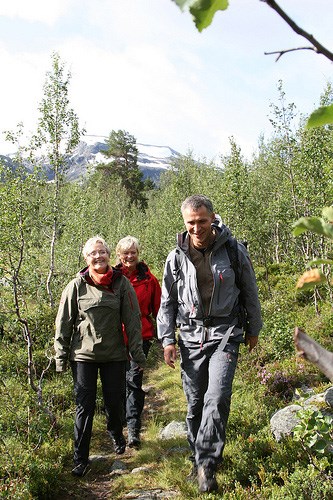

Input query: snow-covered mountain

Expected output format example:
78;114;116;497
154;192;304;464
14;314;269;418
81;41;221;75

63;136;180;182
0;136;181;183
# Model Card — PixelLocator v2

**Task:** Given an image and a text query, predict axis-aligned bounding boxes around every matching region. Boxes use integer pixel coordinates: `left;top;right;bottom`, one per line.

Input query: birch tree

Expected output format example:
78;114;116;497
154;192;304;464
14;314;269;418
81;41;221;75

33;52;83;307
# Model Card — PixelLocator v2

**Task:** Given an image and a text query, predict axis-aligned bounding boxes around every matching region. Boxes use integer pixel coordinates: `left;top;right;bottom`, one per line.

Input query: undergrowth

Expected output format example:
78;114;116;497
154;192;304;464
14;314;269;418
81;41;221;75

1;268;333;498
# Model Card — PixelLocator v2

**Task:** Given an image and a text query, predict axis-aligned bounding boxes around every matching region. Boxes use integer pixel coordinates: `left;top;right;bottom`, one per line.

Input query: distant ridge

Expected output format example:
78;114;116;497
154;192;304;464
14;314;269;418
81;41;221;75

0;137;181;183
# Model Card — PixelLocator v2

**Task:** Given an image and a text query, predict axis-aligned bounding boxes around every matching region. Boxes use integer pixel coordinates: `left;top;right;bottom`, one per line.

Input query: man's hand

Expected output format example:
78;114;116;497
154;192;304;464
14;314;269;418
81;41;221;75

245;334;258;352
164;344;177;369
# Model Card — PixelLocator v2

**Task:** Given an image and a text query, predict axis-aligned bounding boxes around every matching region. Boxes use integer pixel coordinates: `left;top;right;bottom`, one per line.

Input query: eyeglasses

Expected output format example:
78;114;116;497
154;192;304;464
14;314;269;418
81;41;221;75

87;250;108;257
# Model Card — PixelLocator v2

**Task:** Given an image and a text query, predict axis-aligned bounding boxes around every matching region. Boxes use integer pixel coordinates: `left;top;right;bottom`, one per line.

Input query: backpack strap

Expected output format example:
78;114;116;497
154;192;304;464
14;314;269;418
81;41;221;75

165;248;182;298
225;237;247;329
225;237;239;289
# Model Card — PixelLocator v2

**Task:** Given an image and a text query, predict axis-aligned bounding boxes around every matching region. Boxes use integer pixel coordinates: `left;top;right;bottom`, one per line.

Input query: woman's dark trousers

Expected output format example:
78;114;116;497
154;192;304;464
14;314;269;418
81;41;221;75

71;360;126;465
126;340;151;432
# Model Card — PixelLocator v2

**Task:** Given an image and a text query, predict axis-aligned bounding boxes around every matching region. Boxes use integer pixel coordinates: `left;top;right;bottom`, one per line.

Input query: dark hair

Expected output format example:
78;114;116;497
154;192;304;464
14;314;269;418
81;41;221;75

181;195;214;214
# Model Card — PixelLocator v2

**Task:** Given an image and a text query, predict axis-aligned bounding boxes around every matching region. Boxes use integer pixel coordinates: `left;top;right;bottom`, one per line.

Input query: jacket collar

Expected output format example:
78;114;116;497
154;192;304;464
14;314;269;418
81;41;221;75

115;261;150;281
79;265;122;290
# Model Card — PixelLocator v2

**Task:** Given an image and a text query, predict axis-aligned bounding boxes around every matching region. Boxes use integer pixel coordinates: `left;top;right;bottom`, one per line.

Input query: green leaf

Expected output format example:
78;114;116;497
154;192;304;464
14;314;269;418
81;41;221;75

313;439;328;453
307;434;319;448
292;216;333;239
322;206;333;222
318;422;331;434
172;0;229;31
294;388;311;401
306;104;333;129
308;258;333;266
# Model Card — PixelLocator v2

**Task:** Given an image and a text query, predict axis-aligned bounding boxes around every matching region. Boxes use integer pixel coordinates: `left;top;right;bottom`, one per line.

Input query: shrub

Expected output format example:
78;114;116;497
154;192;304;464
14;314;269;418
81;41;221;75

278;465;333;499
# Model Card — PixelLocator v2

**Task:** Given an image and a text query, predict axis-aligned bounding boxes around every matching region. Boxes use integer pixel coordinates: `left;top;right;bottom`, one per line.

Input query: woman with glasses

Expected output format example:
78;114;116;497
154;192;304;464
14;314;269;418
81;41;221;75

54;236;146;477
115;235;161;449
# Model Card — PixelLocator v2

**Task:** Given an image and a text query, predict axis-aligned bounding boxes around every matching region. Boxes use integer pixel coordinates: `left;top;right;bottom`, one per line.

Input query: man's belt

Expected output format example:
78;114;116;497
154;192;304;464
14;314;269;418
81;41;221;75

188;316;236;327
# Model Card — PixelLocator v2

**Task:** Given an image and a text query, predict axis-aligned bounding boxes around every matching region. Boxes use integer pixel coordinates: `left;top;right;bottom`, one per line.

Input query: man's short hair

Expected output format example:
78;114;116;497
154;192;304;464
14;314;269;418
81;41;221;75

181;194;214;214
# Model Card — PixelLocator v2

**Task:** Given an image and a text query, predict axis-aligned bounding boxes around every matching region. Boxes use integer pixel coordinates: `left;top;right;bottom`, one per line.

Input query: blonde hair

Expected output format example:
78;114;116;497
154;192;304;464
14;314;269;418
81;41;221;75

115;236;140;264
82;236;111;259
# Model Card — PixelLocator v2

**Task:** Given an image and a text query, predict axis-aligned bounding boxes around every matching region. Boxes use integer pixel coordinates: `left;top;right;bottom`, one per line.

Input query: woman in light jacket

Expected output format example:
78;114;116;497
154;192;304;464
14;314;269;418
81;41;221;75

54;236;146;477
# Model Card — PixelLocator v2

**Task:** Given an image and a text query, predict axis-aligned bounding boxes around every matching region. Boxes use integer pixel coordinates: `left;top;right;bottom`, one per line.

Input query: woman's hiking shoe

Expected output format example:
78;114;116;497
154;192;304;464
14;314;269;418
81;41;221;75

71;462;90;477
109;432;126;454
128;428;141;449
197;465;218;492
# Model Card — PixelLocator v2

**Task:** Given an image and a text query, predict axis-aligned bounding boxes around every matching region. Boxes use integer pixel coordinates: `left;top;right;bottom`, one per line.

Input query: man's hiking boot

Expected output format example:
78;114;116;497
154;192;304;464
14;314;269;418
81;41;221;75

128;428;141;449
71;462;90;477
197;465;218;493
109;432;126;454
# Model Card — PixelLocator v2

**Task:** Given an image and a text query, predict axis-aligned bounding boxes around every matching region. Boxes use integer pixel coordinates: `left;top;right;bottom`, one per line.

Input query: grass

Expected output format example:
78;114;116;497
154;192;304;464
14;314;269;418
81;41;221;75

52;341;332;498
1;333;332;498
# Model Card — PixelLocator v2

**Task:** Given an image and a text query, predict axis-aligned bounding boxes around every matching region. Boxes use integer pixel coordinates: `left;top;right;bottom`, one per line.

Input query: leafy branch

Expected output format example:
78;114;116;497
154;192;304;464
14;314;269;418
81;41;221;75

293;206;333;382
171;0;333;128
173;0;333;63
293;206;333;292
293;401;333;480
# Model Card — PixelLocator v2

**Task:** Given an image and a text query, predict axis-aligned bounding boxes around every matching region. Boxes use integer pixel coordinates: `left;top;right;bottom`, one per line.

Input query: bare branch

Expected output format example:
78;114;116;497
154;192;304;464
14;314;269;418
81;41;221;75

264;46;316;62
294;327;333;381
261;0;333;62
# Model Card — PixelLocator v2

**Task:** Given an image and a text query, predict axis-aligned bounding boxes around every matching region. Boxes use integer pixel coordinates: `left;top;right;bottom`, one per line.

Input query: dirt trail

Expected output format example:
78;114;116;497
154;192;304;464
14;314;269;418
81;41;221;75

54;383;167;499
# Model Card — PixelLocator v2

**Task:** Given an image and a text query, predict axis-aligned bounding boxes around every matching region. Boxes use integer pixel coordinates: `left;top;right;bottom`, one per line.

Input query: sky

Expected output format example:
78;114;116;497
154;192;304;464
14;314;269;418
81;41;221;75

0;0;332;161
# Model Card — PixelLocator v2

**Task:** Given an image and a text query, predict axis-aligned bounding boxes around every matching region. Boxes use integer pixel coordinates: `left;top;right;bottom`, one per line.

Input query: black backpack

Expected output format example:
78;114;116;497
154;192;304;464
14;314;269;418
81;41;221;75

225;236;247;291
225;237;248;329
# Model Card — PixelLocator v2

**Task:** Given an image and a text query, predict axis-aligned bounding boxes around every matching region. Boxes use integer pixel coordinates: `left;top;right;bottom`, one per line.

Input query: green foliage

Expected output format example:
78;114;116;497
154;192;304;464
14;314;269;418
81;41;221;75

173;0;333;134
34;52;82;162
98;129;148;209
138;151;223;270
262;312;296;361
293;204;333;292
293;403;333;457
307;103;333;129
33;52;84;308
2;59;333;497
293;215;333;239
0;435;69;499
277;465;333;499
172;0;228;32
219;137;250;239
